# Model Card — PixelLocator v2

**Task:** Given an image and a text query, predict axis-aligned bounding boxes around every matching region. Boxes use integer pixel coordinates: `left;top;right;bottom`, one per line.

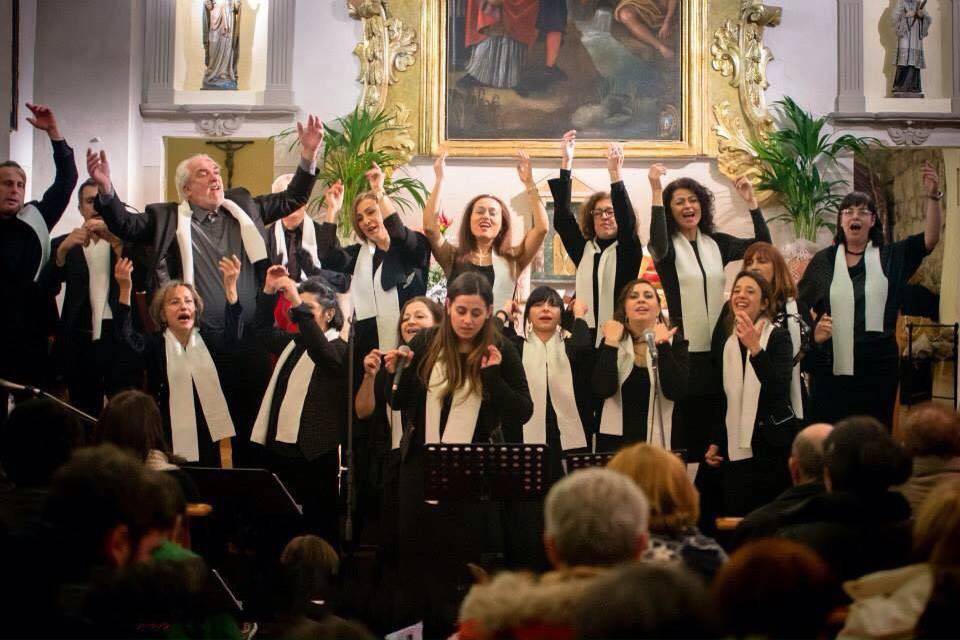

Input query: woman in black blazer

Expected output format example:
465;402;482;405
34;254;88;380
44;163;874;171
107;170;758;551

593;278;689;454
249;266;347;545
547;131;642;345
705;271;796;516
386;272;533;634
113;256;242;468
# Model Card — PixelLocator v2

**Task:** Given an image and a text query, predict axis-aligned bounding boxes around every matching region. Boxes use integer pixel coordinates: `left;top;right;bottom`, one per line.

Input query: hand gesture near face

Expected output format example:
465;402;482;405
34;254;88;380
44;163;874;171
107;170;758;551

735;311;764;355
481;344;502;369
363;349;383;378
602;319;625;346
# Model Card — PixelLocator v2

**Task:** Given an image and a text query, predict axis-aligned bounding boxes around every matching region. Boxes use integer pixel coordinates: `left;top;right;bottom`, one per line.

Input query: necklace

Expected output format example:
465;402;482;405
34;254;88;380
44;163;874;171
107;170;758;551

846;248;865;256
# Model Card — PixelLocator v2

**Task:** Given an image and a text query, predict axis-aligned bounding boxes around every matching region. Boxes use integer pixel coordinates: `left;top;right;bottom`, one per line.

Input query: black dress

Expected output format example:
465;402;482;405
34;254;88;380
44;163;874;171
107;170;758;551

388;328;533;635
797;234;930;428
115;301;243;467
592;339;689;453
647;205;771;460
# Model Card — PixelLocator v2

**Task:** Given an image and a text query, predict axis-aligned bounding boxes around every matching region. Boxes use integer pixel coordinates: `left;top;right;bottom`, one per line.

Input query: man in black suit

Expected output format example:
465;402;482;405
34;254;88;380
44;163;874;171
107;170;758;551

45;179;139;417
86;115;324;461
730;422;833;548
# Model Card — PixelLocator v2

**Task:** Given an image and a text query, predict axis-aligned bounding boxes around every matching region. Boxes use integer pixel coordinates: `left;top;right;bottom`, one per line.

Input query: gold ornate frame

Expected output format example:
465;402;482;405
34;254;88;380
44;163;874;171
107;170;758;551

349;0;781;176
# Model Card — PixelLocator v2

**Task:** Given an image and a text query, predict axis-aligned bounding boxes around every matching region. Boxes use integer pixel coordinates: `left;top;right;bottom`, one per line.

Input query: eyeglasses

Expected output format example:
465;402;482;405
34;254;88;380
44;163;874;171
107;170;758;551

840;207;872;217
591;207;615;218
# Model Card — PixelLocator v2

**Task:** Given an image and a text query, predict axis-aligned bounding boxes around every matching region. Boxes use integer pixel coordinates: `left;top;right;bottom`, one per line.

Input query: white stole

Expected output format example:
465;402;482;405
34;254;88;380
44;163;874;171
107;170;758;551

164;328;236;463
576;239;618;347
175;199;268;285
83;239;113;340
784;298;804;419
722;320;774;462
388;404;404;450
352;241;400;351
597;336;674;446
425;359;483;444
490;252;516;312
521;333;588;450
829;243;888;376
251;328;340;446
18;204;50;281
273;218;319;281
672;230;724;353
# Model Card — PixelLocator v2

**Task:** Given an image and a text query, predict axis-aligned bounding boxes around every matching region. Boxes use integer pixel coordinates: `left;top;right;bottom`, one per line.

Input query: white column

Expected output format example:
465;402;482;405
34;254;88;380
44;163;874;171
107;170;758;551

143;0;175;105
952;0;960;113
262;0;295;105
836;0;865;112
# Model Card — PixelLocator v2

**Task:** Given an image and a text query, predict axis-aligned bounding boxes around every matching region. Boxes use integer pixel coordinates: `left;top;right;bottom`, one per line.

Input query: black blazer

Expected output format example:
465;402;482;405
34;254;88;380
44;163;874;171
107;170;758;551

44;237;124;337
388;327;534;446
253;291;348;460
548;172;642;323
710;323;795;451
95;166;317;292
265;219;351;292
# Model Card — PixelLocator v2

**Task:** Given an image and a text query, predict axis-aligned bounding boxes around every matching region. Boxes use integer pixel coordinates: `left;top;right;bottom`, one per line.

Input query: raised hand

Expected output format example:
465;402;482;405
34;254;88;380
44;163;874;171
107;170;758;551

434;146;448;181
606;142;624;182
813;312;832;344
297;114;324;162
264;264;289;294
363;349;383;378
275;275;300;305
734;176;759;209
366;162;385;194
25;103;62;140
602;319;625;346
501;299;521;325
653;321;678;344
516;150;534;188
571;297;588;319
648;163;667;190
735;311;764;355
114;257;134;289
323;180;344;222
218;254;242;304
86;149;112;193
481;344;502;369
561;130;576;170
384;347;414;375
921;162;940;197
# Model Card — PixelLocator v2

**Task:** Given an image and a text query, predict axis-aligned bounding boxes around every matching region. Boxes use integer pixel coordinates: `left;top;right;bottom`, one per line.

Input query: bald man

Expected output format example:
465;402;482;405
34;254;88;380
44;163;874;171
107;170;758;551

731;423;833;548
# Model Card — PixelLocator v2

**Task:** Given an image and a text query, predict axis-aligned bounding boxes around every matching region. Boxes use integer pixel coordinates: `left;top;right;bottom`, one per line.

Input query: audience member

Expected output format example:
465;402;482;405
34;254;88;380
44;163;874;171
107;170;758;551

607;443;726;581
457;468;649;640
574;562;717;639
777;416;913;582
732;422;833;548
712;539;835;639
95;389;201;502
840;479;960;639
896;402;960;513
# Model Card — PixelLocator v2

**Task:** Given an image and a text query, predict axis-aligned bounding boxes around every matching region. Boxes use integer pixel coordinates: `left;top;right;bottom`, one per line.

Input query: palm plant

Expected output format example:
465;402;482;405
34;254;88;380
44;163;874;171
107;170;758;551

750;96;876;243
276;107;428;236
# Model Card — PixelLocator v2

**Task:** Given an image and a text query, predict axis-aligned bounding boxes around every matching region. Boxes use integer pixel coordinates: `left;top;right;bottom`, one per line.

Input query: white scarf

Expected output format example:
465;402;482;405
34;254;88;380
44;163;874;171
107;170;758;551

388;403;404;450
251;328;340;446
522;332;588;450
425;358;483;444
672;231;724;352
17;204;50;281
784;298;804;419
164;328;236;463
490;252;516;312
352;241;400;351
576;239;618;346
272;218;319;281
175;199;268;285
82;239;113;340
598;336;674;446
722;320;774;462
829;243;888;376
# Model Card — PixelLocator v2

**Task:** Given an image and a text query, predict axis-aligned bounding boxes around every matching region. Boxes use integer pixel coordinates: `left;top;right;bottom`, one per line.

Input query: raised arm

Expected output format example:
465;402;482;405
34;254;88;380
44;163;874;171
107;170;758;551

513;151;549;273
355;349;383;420
113;257;147;354
315;181;359;274
716;177;771;263
88;149;154;242
218;255;244;346
26;104;77;229
367;162;428;261
607;143;640;247
592;321;625;399
921;163;942;251
422;149;456;273
256;115;323;226
647;163;671;261
549;130;586;264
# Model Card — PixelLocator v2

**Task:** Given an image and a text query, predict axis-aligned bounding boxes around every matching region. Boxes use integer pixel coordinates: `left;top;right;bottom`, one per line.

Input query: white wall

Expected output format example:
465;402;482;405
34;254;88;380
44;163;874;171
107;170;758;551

6;0;37;184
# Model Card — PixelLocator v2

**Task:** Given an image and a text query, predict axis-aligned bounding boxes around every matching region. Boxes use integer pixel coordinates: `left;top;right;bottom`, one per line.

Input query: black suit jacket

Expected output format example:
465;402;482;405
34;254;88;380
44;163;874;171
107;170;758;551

44;237;124;338
95;166;317;293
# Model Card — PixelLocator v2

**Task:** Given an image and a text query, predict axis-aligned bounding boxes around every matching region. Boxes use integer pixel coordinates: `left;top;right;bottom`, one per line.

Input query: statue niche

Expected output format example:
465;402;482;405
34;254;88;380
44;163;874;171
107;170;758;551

202;0;241;90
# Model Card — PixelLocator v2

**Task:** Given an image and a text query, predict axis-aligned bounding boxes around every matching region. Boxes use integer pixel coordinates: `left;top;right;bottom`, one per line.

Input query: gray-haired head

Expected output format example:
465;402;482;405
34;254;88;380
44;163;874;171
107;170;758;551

174;154;219;201
544;467;649;568
790;423;834;485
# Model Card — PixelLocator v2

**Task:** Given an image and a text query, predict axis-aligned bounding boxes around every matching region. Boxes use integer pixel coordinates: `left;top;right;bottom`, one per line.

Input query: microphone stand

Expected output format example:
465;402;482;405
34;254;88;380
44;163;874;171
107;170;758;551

342;310;357;547
650;355;667;450
1;381;98;425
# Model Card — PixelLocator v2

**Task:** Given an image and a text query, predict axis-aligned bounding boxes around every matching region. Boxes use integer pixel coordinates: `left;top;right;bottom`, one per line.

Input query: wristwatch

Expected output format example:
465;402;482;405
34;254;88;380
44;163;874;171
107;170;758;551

929;191;944;201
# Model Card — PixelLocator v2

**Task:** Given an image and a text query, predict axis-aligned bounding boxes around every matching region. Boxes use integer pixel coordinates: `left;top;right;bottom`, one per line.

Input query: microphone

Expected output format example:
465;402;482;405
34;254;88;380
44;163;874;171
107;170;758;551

391;345;412;393
643;330;658;361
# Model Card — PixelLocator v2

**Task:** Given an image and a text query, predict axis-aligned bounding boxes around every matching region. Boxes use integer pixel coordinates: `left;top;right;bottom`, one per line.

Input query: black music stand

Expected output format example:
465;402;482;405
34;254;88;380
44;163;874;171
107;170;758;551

424;443;548;502
184;467;303;517
562;452;615;474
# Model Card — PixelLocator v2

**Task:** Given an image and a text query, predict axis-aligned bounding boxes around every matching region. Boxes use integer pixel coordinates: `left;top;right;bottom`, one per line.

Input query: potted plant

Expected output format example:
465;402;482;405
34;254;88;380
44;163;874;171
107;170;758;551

276;107;428;237
749;96;876;279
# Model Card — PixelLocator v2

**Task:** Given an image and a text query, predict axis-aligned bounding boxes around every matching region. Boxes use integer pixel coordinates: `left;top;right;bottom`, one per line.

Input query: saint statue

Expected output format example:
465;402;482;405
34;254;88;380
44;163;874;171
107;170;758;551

892;0;931;97
202;0;241;90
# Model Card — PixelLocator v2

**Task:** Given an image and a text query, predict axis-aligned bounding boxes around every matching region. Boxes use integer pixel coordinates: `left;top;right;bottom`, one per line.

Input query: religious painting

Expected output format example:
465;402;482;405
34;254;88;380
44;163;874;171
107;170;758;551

420;0;704;156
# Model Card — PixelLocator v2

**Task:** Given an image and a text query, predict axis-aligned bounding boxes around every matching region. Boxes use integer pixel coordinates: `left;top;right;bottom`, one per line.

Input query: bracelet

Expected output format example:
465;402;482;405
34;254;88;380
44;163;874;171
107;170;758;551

928;191;943;201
